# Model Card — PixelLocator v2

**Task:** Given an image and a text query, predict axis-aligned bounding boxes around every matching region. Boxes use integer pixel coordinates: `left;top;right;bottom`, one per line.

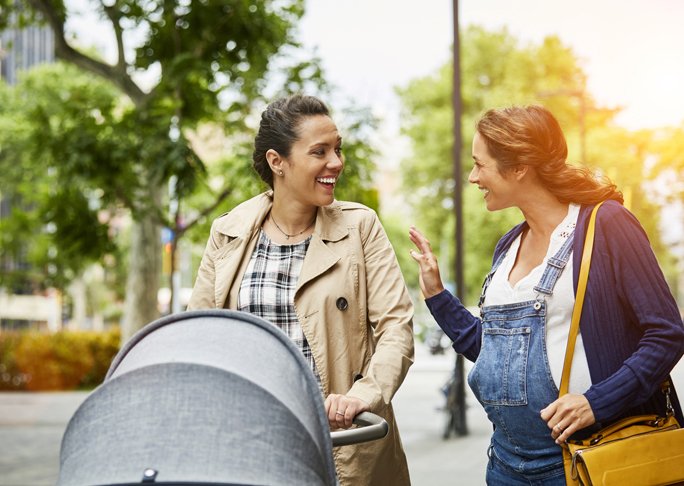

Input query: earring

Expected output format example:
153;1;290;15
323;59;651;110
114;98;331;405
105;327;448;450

279;170;284;176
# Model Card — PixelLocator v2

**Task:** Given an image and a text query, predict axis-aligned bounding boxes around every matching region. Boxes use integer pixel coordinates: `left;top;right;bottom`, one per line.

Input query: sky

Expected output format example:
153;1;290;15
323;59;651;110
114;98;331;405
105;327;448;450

298;0;684;131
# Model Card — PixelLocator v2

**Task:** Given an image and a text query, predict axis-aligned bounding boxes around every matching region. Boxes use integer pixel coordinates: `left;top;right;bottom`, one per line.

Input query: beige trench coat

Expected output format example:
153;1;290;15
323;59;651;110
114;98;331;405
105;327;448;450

188;191;414;485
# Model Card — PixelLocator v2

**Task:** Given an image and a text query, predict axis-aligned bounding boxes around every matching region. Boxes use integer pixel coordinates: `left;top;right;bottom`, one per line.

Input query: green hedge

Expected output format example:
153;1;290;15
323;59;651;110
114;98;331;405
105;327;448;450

0;327;120;391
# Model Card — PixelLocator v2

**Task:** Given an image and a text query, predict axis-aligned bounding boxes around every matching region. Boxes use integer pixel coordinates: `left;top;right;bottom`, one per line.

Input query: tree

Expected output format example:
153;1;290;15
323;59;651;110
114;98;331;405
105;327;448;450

0;0;327;340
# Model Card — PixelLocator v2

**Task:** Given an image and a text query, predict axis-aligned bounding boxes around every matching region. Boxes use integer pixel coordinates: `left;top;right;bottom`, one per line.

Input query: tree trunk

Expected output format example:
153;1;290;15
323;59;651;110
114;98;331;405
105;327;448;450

121;210;162;343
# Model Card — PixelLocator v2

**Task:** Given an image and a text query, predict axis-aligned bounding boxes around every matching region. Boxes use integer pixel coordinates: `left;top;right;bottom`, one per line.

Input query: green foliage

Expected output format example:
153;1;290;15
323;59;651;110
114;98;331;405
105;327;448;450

334;105;380;211
0;327;121;391
649;125;684;204
0;63;121;291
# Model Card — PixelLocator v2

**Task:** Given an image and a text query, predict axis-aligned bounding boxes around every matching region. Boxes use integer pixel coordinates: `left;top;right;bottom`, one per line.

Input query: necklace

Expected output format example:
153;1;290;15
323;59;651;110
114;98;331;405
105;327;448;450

270;213;316;240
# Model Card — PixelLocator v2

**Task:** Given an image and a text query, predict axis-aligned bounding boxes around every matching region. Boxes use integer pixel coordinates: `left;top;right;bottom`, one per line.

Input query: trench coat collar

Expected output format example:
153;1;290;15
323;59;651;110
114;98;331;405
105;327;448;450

212;191;349;243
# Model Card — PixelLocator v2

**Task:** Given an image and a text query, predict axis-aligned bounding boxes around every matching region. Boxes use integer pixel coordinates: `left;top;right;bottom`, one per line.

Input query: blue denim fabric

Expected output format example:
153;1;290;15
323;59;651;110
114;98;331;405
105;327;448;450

486;447;566;485
469;231;574;477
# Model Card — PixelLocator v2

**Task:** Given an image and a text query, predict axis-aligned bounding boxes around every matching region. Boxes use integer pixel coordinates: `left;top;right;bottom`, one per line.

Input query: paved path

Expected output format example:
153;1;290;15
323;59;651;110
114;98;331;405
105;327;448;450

0;392;88;486
1;342;682;486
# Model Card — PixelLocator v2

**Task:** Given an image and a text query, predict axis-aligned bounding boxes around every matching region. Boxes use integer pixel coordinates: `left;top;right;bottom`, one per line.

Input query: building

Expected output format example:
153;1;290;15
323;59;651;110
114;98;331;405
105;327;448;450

0;15;58;330
0;21;54;84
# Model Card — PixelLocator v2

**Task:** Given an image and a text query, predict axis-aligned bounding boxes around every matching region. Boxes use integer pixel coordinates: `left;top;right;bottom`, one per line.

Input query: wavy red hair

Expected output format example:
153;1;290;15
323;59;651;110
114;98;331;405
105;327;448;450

476;105;623;205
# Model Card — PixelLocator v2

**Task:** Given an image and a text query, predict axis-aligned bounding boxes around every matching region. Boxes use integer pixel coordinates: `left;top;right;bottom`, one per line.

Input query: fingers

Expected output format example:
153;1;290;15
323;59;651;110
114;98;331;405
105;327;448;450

408;226;446;298
407;226;435;267
408;226;433;254
324;394;370;430
541;394;596;445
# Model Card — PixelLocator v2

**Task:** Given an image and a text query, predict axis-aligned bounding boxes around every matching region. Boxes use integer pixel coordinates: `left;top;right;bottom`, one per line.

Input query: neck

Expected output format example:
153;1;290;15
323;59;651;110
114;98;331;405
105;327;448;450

518;191;569;239
271;204;316;231
269;199;317;239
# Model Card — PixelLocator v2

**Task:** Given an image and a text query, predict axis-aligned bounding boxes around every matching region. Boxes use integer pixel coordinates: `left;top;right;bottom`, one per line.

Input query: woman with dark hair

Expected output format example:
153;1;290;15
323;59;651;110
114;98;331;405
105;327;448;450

189;94;414;485
409;105;684;485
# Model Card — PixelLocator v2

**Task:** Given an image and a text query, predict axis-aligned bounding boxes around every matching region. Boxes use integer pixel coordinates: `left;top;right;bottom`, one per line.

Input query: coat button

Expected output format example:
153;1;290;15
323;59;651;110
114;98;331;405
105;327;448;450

336;297;348;311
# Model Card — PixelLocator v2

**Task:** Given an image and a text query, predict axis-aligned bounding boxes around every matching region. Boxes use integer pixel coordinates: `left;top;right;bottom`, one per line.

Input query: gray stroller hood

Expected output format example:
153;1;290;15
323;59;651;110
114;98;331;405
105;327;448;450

58;310;338;486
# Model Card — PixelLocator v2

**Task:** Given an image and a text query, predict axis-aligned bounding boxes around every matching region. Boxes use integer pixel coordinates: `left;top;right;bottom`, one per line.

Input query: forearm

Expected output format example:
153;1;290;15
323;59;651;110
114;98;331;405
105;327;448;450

425;290;482;361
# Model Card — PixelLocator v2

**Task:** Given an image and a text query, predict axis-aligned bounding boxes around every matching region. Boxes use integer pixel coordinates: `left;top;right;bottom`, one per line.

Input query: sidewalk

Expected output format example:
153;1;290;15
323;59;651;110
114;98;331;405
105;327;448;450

0;391;88;486
393;343;491;485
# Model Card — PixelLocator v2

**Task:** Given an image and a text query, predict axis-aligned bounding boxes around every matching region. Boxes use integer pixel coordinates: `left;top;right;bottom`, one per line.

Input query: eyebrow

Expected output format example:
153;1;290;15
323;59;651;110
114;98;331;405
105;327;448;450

309;136;342;148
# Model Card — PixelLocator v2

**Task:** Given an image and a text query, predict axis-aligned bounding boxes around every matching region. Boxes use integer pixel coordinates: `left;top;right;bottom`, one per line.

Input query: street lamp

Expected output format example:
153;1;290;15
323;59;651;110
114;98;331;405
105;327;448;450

450;0;468;437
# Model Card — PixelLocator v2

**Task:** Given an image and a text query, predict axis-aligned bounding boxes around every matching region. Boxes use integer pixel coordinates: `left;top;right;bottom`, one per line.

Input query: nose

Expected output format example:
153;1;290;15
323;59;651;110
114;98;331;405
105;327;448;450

467;165;478;184
329;152;344;171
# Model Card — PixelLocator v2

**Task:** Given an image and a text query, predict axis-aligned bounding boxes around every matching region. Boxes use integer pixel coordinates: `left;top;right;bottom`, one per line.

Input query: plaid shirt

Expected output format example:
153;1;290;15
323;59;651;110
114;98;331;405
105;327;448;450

238;230;320;385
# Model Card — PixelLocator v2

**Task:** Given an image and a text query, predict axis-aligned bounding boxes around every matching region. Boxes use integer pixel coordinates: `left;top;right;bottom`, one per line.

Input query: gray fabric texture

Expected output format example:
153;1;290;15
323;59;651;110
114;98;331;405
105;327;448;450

58;310;337;486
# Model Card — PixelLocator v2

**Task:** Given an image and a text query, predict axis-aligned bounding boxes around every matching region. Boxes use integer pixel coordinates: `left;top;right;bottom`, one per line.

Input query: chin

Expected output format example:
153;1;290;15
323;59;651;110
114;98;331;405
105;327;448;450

319;192;336;206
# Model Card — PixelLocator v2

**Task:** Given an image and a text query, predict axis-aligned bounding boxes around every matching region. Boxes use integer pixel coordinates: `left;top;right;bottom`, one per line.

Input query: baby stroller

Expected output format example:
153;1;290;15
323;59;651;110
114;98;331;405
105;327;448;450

57;310;388;486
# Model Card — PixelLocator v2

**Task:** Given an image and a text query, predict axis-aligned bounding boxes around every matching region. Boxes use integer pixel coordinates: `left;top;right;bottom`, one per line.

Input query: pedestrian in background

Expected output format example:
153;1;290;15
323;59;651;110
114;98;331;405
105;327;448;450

409;105;684;485
189;94;415;485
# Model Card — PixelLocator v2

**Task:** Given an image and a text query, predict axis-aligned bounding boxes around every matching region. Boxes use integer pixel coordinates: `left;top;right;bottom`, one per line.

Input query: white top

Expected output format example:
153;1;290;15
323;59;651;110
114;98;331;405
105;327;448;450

484;204;591;394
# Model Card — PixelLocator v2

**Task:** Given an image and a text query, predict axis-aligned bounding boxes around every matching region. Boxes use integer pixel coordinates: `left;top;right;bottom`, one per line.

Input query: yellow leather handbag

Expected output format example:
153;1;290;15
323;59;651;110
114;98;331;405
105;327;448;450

559;202;684;486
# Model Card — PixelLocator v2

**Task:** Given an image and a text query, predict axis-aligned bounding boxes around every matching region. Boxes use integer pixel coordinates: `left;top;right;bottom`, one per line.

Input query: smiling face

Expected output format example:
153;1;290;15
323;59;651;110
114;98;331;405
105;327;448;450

274;115;344;208
468;131;517;211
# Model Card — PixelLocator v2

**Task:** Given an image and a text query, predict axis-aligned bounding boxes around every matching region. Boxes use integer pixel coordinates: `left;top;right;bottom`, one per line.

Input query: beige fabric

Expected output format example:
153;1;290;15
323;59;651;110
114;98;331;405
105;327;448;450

188;191;415;485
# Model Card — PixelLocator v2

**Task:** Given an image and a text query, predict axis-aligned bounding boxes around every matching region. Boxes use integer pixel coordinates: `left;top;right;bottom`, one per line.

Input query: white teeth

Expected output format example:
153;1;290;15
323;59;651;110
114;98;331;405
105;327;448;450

317;177;336;184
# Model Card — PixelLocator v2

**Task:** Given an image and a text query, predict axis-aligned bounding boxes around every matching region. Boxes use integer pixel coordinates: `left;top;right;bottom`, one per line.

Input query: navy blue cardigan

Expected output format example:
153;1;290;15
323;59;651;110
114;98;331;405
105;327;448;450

426;200;684;425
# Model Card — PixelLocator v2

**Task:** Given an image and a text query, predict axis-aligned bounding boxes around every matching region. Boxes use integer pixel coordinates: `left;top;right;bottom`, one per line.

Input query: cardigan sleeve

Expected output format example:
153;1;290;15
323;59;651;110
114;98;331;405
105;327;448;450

582;202;684;422
425;290;482;362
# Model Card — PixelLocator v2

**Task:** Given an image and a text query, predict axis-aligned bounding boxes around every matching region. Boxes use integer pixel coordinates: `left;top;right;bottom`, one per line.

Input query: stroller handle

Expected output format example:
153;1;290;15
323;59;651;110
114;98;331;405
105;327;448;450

330;411;389;447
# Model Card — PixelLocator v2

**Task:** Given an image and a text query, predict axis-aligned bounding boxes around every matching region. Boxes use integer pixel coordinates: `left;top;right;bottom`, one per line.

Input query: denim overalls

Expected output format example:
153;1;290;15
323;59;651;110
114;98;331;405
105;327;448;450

468;231;574;483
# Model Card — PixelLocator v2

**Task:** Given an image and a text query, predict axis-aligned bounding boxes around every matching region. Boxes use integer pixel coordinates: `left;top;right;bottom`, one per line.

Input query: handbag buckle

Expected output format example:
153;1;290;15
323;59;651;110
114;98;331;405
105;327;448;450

662;381;675;417
571;451;580;480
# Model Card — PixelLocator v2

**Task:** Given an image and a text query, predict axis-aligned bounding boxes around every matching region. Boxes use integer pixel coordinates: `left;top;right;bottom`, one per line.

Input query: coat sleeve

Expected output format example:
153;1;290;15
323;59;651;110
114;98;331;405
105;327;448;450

583;203;684;422
187;222;220;310
346;212;415;410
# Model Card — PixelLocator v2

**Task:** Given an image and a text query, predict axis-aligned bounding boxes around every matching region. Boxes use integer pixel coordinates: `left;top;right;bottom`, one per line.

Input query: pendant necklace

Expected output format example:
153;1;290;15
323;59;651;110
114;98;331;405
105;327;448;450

271;213;316;240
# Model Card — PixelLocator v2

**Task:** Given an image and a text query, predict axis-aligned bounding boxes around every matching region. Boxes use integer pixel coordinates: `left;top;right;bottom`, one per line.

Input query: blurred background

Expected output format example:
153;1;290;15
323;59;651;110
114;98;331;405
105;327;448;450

0;0;682;397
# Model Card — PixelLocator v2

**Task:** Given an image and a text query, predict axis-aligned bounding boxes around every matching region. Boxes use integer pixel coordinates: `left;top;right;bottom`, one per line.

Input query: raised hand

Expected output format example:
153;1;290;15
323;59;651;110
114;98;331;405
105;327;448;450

408;226;446;299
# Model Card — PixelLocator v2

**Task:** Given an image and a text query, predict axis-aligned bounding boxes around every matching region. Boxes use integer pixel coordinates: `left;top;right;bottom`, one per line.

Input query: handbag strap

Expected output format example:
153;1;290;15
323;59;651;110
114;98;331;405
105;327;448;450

559;201;605;397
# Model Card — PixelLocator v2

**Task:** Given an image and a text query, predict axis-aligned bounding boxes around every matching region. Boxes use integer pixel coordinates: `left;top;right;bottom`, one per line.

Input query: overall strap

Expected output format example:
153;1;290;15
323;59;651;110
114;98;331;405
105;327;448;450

558;202;604;397
533;229;575;296
478;250;509;308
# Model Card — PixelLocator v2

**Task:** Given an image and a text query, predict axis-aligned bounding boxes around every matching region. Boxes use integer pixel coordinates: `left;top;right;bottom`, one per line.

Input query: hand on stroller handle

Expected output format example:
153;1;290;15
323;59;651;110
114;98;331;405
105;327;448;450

330;411;389;447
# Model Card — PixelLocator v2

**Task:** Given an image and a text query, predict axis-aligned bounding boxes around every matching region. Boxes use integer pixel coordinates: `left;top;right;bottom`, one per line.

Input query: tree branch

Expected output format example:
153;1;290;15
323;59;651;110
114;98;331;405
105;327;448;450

28;0;147;106
175;186;234;238
101;2;127;74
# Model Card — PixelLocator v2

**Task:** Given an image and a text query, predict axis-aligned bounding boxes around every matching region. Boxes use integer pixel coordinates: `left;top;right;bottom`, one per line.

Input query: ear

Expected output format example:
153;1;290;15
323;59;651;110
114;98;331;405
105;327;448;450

266;149;283;175
512;164;529;181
